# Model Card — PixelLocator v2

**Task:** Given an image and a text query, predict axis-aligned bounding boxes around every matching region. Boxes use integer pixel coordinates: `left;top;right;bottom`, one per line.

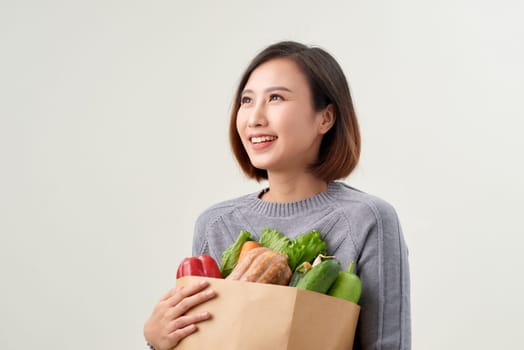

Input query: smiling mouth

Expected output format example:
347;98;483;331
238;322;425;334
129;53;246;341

251;136;277;144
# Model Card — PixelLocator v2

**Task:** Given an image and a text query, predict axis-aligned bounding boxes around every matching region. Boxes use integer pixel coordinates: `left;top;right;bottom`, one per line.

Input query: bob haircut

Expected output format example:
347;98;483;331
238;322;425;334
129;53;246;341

229;41;361;183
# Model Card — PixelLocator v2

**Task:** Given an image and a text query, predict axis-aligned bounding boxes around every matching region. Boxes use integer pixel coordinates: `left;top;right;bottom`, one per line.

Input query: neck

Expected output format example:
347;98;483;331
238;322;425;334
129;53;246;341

262;172;328;203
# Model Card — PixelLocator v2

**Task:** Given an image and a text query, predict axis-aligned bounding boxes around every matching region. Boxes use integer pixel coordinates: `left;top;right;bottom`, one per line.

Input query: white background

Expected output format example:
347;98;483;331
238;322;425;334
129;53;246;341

1;0;523;349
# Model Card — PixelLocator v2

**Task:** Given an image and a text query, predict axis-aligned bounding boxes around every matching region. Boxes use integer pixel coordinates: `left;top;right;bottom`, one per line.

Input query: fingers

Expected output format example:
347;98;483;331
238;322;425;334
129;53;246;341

166;323;199;347
159;287;180;302
147;281;216;350
166;280;211;307
166;287;216;320
166;311;212;334
164;312;212;348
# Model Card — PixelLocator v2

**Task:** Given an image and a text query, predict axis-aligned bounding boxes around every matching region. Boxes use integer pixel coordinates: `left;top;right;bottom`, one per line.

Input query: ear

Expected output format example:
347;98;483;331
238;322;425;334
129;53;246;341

318;104;336;134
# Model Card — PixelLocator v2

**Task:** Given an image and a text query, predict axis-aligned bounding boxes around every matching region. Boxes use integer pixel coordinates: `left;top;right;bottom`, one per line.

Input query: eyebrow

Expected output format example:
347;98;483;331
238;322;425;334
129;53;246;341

241;86;293;95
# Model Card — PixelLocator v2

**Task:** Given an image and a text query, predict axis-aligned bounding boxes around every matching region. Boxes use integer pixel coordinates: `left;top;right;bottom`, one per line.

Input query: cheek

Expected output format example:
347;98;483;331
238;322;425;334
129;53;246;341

284;110;317;134
236;111;251;147
235;111;245;134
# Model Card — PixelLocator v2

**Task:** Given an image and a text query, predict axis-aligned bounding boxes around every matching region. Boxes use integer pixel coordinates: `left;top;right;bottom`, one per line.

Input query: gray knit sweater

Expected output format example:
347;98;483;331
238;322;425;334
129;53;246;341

192;181;411;350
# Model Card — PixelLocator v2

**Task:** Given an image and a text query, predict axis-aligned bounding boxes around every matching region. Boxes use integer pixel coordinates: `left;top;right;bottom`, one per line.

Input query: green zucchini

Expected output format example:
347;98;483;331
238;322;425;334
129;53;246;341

288;262;312;287
295;259;341;293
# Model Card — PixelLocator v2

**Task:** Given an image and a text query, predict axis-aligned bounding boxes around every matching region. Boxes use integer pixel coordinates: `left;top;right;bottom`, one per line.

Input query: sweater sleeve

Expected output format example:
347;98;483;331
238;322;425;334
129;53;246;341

192;210;211;256
191;204;234;262
352;199;411;350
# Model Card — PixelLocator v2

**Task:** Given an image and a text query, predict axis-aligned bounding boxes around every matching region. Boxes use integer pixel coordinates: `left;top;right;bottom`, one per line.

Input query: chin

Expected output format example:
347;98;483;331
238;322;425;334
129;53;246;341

249;160;274;171
250;162;270;171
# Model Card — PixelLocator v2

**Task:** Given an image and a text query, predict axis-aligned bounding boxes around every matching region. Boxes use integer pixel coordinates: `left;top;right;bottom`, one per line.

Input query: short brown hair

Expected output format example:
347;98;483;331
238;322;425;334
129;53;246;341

229;41;361;182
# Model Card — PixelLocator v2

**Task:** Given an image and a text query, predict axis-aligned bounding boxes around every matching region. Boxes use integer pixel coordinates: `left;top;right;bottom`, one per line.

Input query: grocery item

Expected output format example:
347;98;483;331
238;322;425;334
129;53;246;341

176;254;222;279
328;261;362;304
226;247;292;285
295;258;341;293
288;261;312;287
238;241;261;262
259;228;327;271
220;230;251;278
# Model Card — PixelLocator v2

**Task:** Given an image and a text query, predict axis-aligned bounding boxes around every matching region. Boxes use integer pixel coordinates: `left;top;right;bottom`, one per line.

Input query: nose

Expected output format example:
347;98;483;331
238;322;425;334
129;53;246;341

247;102;268;127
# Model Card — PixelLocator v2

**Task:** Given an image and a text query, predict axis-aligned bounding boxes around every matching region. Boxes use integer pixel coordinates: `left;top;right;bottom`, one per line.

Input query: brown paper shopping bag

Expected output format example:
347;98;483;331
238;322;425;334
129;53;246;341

175;276;360;350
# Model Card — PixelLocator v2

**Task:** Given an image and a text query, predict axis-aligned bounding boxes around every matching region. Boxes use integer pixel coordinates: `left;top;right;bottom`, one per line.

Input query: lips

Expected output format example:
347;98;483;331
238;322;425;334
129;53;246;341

248;134;277;150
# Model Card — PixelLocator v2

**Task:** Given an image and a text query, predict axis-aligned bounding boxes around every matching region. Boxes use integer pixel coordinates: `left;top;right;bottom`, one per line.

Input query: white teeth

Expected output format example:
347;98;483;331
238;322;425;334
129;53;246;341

251;136;277;144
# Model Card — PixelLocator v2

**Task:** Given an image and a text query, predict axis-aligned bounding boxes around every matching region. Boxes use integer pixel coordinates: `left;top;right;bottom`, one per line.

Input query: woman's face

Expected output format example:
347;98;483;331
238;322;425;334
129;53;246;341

236;58;330;175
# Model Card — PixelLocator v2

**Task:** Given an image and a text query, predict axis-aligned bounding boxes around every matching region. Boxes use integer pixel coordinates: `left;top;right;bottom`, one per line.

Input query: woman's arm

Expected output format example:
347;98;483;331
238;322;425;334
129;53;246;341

354;201;411;350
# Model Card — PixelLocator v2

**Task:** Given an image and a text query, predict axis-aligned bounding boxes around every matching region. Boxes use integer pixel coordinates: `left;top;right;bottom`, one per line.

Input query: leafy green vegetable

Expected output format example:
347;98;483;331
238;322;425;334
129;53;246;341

284;230;327;271
257;228;327;271
259;228;291;253
220;230;251;278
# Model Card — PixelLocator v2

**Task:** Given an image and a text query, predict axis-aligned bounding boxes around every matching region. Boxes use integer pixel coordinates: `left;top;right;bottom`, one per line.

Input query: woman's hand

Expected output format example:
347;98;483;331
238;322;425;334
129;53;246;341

144;280;216;350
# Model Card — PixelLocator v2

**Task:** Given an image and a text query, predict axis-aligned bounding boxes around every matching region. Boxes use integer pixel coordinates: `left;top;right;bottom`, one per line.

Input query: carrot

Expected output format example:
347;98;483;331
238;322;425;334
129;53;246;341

238;241;261;262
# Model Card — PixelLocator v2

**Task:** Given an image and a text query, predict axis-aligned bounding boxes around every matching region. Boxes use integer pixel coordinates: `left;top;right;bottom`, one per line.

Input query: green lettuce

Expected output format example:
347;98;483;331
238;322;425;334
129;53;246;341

258;228;327;271
285;230;327;271
220;230;251;278
259;228;291;253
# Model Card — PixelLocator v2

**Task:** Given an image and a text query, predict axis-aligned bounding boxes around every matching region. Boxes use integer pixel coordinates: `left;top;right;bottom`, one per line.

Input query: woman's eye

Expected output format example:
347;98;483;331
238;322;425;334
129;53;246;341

269;94;283;102
240;96;252;105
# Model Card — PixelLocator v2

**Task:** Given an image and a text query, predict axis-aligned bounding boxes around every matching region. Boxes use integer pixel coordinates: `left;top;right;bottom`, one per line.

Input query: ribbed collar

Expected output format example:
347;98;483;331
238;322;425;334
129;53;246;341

244;181;345;217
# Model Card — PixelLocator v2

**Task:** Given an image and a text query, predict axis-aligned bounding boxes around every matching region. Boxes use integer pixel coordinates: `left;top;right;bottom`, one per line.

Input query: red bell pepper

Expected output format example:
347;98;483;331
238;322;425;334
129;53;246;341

176;254;222;279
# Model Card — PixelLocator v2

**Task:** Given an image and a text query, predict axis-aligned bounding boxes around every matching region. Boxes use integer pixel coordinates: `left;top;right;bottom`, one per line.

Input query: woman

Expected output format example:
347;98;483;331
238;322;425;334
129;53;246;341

144;41;411;350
